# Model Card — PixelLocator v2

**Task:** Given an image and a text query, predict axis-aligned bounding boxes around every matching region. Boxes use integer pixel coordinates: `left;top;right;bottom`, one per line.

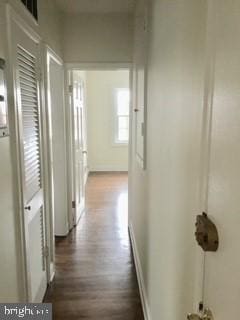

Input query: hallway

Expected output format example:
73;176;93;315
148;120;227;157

44;173;144;319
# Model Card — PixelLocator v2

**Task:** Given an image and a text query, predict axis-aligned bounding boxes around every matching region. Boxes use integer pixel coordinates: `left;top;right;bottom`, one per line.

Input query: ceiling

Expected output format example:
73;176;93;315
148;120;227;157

55;0;136;14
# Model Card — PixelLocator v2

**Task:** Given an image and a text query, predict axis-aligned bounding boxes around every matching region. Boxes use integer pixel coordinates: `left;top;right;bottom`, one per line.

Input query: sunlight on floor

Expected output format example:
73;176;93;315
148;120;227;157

116;191;129;247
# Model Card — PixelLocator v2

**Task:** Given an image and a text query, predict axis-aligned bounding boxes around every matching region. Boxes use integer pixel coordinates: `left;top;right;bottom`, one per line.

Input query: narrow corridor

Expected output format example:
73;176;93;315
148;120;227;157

44;173;144;319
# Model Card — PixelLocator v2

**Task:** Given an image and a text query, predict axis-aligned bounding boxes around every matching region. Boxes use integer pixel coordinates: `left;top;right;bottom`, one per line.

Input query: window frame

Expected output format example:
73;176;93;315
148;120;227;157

113;87;130;146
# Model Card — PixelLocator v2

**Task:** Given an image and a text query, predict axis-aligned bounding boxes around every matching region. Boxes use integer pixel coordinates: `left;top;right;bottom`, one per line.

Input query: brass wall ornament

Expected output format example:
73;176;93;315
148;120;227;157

187;308;214;320
195;212;219;252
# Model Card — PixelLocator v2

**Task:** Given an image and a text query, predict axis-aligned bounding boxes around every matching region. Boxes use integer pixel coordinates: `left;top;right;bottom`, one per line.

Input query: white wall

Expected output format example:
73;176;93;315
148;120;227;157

0;0;21;302
0;138;19;303
0;4;19;296
130;0;207;319
86;70;129;172
63;13;133;63
0;0;63;302
38;0;63;57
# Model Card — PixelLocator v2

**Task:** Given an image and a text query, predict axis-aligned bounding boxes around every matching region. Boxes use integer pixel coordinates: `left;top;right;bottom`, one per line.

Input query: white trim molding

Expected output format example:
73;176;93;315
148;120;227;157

129;223;151;320
44;45;65;283
65;62;132;71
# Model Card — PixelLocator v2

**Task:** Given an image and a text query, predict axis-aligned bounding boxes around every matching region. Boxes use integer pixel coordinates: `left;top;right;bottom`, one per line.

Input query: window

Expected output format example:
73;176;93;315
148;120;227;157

114;88;129;144
21;0;38;21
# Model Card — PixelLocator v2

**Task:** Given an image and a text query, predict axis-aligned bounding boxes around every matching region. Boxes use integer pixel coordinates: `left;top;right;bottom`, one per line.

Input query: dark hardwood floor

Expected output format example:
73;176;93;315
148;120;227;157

44;172;144;320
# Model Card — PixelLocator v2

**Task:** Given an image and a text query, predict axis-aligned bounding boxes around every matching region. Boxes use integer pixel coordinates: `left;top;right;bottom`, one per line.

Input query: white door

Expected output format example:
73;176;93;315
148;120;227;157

48;55;68;236
71;73;85;225
135;66;145;165
11;18;47;302
191;1;240;319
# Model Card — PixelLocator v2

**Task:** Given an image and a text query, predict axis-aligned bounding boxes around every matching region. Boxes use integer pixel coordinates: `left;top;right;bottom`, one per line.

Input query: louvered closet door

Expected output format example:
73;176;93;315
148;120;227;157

18;47;41;202
12;18;47;303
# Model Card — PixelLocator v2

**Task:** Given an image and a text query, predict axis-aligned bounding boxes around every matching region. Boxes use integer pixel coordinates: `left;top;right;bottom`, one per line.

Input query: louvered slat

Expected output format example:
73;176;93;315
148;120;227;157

21;97;38;104
24;150;39;161
24;145;39;156
19;75;37;86
18;50;35;64
17;46;41;202
19;70;36;82
18;61;36;74
20;83;37;92
23;120;38;127
24;159;40;173
24;157;39;171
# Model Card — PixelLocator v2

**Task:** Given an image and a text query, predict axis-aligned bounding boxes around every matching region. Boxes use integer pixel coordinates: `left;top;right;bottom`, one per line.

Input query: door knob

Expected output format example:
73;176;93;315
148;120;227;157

187;309;213;320
195;212;219;252
82;151;87;154
24;206;31;211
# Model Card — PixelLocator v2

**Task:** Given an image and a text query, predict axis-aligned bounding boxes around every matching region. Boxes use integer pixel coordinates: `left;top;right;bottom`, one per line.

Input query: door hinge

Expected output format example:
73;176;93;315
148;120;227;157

69;85;73;94
43;246;49;258
72;200;76;209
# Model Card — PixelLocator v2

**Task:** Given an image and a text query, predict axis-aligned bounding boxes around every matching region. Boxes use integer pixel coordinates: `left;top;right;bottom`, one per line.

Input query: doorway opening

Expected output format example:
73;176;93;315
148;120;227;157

46;65;132;268
46;59;132;265
66;68;131;230
43;67;145;318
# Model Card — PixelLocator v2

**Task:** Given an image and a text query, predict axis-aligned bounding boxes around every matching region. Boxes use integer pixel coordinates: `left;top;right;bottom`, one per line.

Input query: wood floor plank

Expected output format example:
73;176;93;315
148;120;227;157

44;173;144;320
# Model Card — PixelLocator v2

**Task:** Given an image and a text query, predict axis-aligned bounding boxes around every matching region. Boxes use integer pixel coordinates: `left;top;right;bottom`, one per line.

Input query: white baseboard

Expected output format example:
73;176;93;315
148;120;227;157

89;165;128;172
129;223;151;320
49;263;55;282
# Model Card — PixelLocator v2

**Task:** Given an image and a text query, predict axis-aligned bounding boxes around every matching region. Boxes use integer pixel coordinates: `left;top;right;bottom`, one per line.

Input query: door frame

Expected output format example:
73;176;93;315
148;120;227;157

6;4;49;301
65;63;133;230
193;1;217;312
43;45;65;283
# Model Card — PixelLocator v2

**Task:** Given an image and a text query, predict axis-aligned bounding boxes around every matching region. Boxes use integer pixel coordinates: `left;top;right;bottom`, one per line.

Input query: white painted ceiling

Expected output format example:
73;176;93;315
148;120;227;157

55;0;136;14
